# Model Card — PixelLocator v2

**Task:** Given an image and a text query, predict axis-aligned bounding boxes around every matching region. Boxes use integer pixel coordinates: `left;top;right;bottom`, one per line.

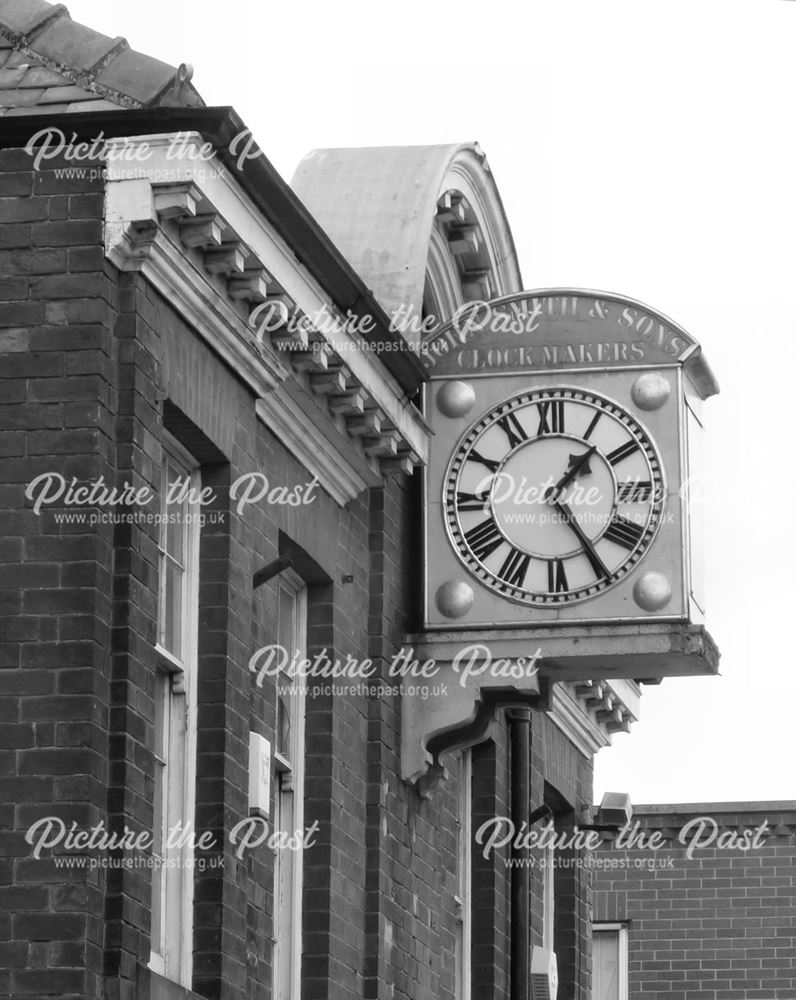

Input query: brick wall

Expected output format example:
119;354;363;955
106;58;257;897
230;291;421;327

1;140;596;1000
592;803;796;999
0;145;116;1000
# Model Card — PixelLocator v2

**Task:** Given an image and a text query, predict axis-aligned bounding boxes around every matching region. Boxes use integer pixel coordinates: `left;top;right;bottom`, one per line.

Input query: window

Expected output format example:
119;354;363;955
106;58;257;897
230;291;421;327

592;923;628;1000
542;838;555;951
454;749;472;1000
273;570;307;1000
150;438;200;986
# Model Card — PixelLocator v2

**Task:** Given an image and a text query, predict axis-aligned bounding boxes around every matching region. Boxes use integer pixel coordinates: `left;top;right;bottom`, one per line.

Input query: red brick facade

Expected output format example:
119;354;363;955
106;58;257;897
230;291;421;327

592;803;796;999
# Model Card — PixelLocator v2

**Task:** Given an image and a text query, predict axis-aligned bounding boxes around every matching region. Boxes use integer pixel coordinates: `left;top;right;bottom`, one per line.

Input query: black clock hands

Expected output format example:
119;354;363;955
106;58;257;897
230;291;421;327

544;445;597;503
552;499;611;580
544;445;610;580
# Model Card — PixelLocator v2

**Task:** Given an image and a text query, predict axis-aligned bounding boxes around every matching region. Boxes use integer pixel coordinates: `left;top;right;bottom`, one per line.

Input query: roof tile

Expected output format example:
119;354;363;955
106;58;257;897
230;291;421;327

31;16;126;74
4;100;68;114
0;0;66;37
0;87;44;106
65;98;117;111
0;64;25;86
0;0;205;110
37;84;93;103
94;47;175;105
4;50;41;68
19;65;71;86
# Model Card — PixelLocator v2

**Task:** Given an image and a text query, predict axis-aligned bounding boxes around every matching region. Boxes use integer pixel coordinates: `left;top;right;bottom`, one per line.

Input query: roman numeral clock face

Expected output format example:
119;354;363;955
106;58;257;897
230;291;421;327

443;387;666;606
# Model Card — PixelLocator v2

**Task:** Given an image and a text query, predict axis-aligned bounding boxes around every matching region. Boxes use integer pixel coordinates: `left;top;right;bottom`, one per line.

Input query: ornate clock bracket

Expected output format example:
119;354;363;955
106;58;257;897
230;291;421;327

400;632;545;791
413;684;550;799
401;623;719;790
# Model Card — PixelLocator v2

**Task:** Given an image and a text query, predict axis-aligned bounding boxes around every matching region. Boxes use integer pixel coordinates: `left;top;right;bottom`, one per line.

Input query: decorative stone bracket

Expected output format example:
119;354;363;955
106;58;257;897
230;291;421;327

400;638;543;790
434;190;498;302
401;623;717;787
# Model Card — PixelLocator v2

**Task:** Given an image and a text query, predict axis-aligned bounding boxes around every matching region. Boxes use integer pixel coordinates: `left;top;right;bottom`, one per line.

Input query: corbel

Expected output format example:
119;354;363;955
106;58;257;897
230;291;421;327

203;244;247;276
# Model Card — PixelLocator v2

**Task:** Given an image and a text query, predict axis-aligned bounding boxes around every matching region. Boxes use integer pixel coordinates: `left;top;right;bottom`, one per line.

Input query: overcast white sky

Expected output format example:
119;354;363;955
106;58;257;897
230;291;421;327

65;0;796;805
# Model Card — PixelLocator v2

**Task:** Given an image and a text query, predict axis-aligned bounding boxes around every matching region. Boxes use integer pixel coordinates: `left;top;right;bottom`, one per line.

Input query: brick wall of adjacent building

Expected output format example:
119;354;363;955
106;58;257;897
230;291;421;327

592;802;796;1000
0;140;595;1000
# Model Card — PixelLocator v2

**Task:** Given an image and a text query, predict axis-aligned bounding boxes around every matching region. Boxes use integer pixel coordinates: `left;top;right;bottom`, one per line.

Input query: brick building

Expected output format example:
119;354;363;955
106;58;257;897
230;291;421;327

591;802;796;999
0;2;717;999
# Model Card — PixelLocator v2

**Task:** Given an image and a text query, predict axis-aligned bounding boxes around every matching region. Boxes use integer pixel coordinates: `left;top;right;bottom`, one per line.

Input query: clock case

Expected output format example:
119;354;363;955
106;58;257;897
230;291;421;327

422;290;716;632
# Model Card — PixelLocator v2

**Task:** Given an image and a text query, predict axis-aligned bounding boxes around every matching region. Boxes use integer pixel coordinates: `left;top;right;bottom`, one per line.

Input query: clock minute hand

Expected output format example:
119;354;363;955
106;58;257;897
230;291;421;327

553;499;611;580
545;445;597;503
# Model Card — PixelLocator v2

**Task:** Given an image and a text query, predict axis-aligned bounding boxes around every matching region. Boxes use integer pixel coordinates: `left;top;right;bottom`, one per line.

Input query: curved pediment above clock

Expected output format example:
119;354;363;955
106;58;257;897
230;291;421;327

421;288;719;400
291;143;523;343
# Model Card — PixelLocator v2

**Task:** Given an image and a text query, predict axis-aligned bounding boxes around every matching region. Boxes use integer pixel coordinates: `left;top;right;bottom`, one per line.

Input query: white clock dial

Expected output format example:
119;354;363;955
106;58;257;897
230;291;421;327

443;386;666;606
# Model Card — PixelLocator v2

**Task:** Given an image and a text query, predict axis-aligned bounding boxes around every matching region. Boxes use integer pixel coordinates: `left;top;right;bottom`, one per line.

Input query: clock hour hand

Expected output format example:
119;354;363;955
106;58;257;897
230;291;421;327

553;499;611;580
545;445;597;503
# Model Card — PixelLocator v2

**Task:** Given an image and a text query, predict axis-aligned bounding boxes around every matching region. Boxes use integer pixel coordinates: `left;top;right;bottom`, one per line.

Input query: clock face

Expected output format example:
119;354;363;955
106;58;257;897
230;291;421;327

443;386;666;606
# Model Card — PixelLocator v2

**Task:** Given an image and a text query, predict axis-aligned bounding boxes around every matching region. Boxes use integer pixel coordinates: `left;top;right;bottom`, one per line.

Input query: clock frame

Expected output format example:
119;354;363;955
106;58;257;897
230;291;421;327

442;385;666;607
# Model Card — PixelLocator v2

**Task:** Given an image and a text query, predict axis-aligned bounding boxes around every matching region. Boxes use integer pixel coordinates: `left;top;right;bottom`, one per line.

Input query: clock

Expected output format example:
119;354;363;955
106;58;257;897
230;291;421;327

404;289;720;787
443;386;665;607
421;289;718;630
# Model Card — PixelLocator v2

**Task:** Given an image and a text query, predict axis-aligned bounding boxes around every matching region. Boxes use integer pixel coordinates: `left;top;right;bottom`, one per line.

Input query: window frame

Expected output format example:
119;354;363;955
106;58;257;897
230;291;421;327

454;748;472;1000
592;922;629;1000
150;435;201;987
272;568;307;1000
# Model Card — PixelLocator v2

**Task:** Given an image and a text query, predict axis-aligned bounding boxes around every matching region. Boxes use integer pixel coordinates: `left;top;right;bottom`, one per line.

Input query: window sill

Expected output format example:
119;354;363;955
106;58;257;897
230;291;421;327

135;964;205;1000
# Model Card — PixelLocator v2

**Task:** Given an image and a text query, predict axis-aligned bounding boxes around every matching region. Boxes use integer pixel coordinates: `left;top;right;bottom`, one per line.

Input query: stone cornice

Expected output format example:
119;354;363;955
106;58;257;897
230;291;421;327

105;202;288;401
546;679;640;759
103;137;430;504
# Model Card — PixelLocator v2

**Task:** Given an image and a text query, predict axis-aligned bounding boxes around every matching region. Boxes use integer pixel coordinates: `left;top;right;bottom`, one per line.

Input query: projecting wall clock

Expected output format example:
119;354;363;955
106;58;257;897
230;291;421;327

421;289;719;629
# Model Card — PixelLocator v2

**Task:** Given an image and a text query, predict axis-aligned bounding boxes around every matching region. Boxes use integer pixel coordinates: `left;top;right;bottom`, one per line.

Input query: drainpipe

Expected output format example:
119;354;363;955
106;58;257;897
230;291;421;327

508;706;531;1000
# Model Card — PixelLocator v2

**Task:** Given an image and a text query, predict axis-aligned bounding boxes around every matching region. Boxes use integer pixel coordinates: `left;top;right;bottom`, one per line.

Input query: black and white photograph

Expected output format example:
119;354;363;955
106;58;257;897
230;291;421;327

0;1;794;998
